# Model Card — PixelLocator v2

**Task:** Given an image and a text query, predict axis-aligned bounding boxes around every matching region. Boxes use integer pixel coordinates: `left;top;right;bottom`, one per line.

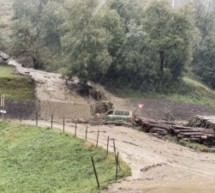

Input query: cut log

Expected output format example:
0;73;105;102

135;117;215;147
188;115;215;130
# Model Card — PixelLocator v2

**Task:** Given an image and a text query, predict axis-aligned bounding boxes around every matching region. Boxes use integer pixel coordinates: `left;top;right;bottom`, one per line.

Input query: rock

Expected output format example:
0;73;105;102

0;51;9;61
94;101;113;114
89;88;107;100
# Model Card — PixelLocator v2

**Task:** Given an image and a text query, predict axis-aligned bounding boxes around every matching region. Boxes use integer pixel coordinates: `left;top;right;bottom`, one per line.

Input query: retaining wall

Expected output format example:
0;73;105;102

39;101;92;120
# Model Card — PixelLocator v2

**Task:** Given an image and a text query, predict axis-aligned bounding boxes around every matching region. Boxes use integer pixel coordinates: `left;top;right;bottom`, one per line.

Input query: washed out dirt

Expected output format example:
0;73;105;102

8;58;90;104
23;120;215;193
7;55;215;192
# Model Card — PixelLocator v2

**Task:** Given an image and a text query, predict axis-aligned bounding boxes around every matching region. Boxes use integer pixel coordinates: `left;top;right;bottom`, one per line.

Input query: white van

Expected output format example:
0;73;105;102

106;109;133;122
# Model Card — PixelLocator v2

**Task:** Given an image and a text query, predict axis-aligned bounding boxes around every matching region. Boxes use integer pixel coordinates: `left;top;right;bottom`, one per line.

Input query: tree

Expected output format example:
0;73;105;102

62;0;112;87
143;0;193;87
104;0;149;87
10;0;198;92
192;1;215;88
0;32;3;50
12;0;58;69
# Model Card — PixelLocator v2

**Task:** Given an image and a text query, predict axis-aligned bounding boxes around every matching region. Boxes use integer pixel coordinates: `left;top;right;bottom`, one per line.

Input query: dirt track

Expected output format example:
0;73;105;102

23;120;215;193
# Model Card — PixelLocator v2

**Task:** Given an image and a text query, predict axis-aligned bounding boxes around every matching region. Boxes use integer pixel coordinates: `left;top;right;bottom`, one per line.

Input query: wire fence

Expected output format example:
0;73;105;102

18;113;122;191
0;98;94;121
0;96;124;191
2;98;37;119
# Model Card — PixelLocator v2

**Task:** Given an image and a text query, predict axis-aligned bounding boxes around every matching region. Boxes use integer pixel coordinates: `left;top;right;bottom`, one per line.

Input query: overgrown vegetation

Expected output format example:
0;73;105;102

1;0;215;99
0;121;130;193
0;0;14;51
9;0;215;92
0;64;35;99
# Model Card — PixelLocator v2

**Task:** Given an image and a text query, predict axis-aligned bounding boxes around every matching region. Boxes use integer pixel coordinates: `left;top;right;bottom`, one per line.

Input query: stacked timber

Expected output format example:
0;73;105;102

188;115;215;130
171;125;215;145
135;118;173;136
135;118;215;146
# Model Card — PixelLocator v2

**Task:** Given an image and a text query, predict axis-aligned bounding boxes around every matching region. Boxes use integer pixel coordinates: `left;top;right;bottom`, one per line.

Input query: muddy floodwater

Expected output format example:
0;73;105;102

22;120;215;193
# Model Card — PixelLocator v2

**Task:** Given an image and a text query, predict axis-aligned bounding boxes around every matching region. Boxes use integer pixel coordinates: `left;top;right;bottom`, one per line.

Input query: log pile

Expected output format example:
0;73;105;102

135;118;174;138
188;115;215;129
171;125;215;145
135;118;215;147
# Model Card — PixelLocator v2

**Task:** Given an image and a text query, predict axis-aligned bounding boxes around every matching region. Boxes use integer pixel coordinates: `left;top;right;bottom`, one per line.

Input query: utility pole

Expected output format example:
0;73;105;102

0;94;6;120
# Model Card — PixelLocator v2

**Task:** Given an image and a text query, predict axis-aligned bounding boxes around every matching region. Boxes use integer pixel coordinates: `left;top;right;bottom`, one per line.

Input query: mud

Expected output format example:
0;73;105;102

23;120;215;193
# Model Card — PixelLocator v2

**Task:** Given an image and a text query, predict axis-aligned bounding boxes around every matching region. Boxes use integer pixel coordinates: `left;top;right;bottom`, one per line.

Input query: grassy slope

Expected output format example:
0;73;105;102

110;76;215;107
1;0;214;106
169;77;215;106
0;64;35;99
0;121;130;193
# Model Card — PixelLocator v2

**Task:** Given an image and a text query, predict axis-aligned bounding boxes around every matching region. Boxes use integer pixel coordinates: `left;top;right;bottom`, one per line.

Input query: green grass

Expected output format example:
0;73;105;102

168;77;215;106
0;65;18;78
108;76;215;107
0;64;35;99
179;139;215;153
0;121;130;193
164;135;215;153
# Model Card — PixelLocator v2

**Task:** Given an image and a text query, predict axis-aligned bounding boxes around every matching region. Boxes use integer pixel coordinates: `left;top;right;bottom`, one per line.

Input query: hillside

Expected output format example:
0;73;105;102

1;2;215;193
109;76;215;106
1;0;215;116
0;64;35;99
2;0;214;92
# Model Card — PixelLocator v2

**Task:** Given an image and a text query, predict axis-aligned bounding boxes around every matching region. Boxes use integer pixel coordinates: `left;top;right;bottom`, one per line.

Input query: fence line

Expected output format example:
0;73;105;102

26;114;122;183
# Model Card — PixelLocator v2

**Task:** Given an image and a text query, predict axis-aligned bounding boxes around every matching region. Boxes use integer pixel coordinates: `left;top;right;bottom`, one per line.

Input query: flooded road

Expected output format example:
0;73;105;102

23;120;215;193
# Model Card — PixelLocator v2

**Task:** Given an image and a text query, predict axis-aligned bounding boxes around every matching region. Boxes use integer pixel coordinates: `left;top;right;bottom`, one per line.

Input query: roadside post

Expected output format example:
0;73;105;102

0;94;6;120
138;103;144;118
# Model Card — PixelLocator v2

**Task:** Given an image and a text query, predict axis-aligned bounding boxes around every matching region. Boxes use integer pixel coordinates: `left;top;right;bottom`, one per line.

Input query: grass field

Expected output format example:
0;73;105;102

0;121;130;193
168;77;215;106
0;64;35;99
0;65;18;78
109;76;215;107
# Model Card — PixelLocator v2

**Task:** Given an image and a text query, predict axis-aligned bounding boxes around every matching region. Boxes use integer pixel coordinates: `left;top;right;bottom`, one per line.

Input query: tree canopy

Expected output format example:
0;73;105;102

10;0;215;91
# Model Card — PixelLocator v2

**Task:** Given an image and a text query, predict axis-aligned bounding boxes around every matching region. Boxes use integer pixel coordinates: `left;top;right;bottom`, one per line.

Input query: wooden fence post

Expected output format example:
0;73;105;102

96;130;100;147
107;136;110;156
85;125;88;141
51;114;53;129
117;152;121;170
75;123;77;137
36;111;38;127
113;139;116;156
115;152;119;180
91;156;100;189
63;117;65;132
19;114;22;123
